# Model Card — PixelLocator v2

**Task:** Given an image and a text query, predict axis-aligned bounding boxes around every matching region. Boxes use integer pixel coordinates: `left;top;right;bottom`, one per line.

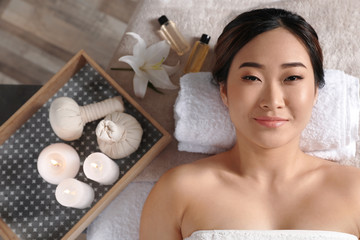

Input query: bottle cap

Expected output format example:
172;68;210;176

158;15;169;25
200;34;211;44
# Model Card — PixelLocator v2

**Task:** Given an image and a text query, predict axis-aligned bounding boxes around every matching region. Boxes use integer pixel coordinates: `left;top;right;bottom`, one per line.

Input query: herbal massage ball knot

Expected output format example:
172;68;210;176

49;96;124;141
96;119;126;143
96;111;143;159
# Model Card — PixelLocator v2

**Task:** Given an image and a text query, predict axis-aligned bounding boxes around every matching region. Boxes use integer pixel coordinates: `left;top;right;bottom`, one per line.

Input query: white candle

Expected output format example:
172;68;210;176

83;152;120;185
55;178;94;209
37;143;80;185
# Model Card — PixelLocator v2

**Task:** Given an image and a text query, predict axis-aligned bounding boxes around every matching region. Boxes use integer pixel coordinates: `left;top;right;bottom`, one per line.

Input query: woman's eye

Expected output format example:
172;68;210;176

242;75;260;81
285;75;303;81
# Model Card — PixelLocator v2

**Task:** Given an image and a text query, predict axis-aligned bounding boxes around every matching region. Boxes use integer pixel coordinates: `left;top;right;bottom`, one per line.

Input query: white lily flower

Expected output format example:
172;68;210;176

118;32;179;98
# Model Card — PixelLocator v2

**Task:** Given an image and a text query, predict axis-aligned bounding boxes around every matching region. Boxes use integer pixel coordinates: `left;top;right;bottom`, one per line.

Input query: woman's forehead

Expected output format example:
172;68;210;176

232;28;312;68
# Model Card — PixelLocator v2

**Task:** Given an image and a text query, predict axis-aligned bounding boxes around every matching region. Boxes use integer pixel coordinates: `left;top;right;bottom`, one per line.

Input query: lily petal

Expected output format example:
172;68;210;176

118;55;145;78
126;32;146;58
133;74;149;98
147;68;178;89
145;40;170;64
162;61;181;76
117;32;179;98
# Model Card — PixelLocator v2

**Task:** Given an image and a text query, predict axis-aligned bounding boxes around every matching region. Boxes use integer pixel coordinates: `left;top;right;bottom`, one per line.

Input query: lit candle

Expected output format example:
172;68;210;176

55;178;94;209
37;143;80;185
83;152;120;185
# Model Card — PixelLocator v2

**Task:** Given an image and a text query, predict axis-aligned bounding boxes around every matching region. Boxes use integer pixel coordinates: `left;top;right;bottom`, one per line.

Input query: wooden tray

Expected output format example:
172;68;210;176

0;50;171;240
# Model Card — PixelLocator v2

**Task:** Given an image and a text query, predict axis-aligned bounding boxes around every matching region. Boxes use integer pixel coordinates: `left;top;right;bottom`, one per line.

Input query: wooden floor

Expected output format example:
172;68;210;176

0;0;139;85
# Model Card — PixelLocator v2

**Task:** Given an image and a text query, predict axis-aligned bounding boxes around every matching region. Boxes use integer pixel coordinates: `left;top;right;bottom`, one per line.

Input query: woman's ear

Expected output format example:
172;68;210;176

220;82;229;107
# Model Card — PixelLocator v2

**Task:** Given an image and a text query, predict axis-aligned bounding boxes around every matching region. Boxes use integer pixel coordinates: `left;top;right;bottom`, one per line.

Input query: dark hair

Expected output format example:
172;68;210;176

212;8;324;88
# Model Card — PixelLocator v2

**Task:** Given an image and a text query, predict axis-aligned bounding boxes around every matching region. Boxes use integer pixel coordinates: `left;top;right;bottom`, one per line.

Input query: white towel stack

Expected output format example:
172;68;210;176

174;70;360;166
174;72;236;154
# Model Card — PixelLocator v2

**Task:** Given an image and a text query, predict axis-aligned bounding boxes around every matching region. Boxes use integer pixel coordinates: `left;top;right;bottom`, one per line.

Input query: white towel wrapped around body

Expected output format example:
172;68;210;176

174;70;360;165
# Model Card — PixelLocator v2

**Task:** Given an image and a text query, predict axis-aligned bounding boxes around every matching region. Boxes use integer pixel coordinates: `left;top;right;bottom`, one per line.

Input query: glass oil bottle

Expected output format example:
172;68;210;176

158;15;190;56
184;34;211;73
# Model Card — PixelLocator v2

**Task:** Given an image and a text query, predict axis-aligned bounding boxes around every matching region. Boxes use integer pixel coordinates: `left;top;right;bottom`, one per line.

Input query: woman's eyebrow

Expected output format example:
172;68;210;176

238;62;307;69
281;62;307;68
238;62;264;69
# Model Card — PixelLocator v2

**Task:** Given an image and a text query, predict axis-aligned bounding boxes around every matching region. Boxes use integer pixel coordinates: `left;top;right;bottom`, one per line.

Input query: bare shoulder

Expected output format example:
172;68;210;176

154;154;222;193
317;158;360;196
139;155;218;240
321;160;360;181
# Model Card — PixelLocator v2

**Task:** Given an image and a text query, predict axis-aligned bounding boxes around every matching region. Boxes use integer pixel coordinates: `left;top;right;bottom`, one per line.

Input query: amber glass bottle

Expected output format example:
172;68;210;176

184;34;211;73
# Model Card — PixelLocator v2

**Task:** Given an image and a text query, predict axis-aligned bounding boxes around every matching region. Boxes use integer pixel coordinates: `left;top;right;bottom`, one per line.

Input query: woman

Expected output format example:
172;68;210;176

140;8;360;240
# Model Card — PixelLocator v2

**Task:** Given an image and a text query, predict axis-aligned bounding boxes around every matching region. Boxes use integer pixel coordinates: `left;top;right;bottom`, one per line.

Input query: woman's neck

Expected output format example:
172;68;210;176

227;137;311;185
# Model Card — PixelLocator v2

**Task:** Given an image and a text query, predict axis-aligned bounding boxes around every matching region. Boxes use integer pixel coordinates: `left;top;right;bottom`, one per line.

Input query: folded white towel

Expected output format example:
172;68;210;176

300;69;359;151
174;72;236;152
174;70;360;164
306;142;358;166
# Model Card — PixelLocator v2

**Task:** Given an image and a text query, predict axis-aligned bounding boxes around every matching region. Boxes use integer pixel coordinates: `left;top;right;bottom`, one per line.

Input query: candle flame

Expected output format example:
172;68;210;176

63;189;76;195
91;162;99;169
50;159;61;167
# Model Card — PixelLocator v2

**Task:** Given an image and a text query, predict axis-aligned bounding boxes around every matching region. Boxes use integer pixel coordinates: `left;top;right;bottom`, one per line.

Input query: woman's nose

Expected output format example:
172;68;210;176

259;83;285;110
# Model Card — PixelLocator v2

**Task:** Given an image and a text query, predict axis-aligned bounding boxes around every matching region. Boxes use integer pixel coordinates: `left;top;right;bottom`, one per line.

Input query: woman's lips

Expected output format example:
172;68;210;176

254;116;288;128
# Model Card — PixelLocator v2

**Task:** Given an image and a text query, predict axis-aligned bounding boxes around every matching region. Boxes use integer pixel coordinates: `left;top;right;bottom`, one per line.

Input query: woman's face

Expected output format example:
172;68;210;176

221;27;318;149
